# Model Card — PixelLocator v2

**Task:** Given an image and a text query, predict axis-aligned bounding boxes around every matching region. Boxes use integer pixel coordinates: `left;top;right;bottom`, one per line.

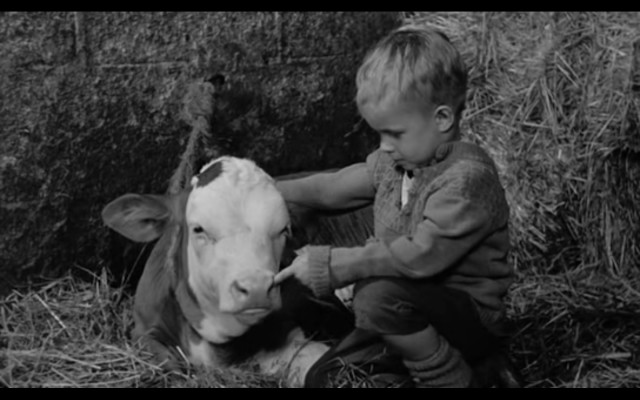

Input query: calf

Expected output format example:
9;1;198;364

102;156;329;387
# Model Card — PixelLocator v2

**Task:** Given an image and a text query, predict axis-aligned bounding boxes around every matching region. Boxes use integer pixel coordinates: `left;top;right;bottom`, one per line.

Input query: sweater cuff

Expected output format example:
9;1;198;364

306;245;333;297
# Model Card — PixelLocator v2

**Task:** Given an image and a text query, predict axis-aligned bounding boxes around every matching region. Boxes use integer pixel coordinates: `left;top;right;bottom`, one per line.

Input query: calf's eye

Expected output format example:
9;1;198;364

192;226;217;244
280;225;291;237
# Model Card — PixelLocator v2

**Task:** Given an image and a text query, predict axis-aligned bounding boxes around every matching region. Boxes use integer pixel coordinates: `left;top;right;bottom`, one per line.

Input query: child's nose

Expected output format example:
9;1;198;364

380;140;394;153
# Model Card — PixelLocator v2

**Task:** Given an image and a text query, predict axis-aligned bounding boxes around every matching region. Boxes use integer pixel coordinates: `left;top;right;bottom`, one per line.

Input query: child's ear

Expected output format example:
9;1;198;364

434;105;455;133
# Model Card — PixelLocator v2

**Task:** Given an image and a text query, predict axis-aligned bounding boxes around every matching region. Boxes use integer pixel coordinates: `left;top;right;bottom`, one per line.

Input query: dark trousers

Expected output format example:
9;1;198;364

352;277;501;364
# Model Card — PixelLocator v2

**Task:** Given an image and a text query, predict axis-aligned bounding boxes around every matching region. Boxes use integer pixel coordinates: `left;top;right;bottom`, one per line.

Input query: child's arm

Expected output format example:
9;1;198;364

329;184;500;284
275;162;375;211
279;167;509;297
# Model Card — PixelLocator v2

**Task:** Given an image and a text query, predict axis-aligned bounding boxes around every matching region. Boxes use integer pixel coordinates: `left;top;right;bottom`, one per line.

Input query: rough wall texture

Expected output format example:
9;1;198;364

0;12;399;293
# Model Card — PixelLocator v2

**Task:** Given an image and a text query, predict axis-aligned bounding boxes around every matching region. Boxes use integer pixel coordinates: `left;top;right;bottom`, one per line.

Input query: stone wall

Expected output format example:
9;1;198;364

0;12;399;293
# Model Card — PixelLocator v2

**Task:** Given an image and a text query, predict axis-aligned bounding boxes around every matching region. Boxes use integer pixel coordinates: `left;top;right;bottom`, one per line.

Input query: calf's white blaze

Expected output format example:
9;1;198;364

185;157;289;343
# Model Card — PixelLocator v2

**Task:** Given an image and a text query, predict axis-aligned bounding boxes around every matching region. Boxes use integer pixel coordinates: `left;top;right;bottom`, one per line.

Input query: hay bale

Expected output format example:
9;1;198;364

404;12;640;275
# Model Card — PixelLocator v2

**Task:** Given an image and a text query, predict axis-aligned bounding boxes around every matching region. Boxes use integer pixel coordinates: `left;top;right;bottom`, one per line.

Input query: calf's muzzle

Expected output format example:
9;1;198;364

229;271;278;311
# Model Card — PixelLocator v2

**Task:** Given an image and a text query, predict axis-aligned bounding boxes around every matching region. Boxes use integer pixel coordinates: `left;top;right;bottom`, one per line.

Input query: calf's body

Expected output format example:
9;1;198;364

102;157;329;386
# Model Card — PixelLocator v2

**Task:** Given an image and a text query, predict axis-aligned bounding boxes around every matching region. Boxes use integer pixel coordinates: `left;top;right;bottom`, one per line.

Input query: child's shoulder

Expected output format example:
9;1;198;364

436;141;497;168
365;148;393;168
431;142;507;203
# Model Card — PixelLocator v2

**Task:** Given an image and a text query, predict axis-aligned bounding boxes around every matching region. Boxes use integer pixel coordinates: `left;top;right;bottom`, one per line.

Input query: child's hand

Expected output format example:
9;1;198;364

334;284;354;309
274;247;313;288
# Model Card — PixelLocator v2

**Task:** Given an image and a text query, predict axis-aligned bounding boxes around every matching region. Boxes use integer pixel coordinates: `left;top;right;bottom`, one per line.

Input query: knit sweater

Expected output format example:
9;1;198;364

293;141;514;327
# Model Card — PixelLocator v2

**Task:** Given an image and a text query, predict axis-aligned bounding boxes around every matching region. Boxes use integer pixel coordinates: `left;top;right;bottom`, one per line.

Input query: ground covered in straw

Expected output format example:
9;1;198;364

2;267;639;388
0;271;285;388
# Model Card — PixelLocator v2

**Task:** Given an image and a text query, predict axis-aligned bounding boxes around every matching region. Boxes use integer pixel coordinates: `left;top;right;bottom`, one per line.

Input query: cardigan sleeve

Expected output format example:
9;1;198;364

305;172;496;297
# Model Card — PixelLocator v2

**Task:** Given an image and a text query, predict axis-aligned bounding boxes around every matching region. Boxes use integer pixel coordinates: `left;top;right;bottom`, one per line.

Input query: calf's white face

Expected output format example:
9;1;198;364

186;157;289;340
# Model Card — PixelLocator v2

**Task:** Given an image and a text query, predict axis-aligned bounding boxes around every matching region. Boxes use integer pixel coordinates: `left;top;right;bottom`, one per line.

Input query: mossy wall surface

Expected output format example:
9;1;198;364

0;12;399;292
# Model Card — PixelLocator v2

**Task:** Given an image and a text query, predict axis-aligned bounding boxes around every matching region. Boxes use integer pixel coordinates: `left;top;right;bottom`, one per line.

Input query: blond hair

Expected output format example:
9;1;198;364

356;25;468;118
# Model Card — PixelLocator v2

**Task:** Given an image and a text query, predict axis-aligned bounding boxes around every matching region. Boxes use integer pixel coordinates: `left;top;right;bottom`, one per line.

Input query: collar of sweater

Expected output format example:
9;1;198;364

397;141;494;178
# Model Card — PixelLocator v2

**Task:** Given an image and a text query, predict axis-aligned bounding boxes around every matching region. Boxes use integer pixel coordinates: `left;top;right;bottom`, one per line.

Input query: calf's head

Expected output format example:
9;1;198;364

102;157;290;339
186;157;289;320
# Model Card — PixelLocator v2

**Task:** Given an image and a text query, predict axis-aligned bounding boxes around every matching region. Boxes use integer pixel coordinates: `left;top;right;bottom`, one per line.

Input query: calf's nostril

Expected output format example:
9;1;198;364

231;274;277;302
267;277;276;294
232;280;250;297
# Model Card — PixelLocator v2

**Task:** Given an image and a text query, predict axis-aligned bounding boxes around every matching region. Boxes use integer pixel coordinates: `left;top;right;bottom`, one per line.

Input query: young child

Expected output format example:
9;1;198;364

274;24;514;388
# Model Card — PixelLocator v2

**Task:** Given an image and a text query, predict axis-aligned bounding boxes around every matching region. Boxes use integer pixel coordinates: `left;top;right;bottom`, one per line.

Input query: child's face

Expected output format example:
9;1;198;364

361;99;445;171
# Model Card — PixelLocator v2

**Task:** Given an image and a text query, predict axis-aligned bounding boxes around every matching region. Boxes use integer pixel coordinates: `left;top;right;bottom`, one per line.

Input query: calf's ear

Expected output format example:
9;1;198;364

102;194;172;242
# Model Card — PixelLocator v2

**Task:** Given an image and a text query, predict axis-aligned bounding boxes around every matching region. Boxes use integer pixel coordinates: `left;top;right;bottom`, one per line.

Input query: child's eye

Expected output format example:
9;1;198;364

380;130;403;139
193;226;204;234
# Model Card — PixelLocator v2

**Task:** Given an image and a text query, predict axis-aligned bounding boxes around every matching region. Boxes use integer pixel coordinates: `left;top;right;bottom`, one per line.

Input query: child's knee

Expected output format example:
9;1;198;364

352;278;429;335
